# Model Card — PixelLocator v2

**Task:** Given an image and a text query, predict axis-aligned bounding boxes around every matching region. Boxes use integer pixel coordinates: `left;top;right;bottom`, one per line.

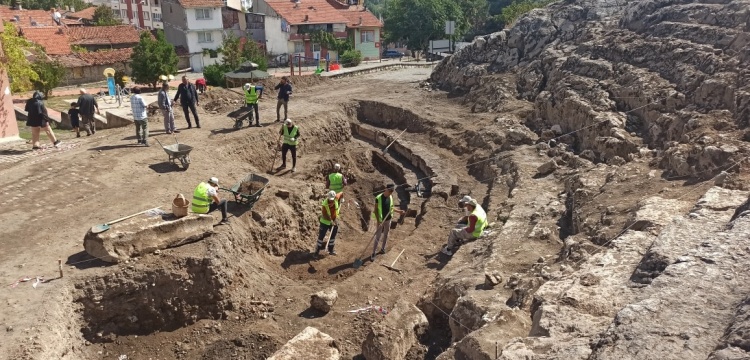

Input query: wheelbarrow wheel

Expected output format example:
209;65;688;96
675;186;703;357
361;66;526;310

233;119;242;130
180;155;190;169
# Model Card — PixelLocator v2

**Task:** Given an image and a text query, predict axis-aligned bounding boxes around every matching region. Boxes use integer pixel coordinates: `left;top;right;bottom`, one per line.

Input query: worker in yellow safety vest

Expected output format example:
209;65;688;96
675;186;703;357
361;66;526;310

326;163;347;194
315;190;344;256
276;118;300;172
441;198;486;256
370;183;405;262
242;83;264;127
192;177;229;225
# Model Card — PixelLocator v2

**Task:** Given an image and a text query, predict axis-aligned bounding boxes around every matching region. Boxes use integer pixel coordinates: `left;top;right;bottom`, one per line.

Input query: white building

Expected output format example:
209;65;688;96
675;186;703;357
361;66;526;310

110;0;164;29
162;0;224;72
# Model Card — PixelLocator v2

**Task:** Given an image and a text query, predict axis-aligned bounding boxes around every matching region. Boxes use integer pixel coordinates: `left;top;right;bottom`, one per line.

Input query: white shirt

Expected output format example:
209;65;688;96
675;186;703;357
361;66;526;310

52;11;61;21
207;186;218;198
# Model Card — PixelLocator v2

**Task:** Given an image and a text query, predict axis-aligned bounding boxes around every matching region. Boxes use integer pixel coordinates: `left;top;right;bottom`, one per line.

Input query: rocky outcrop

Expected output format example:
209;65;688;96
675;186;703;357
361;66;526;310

268;327;340;360
83;214;215;263
361;301;428;360
431;0;750;177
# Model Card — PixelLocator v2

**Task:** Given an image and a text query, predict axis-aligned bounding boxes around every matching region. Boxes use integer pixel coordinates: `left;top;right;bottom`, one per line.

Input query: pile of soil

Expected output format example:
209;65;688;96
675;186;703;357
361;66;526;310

239;180;265;195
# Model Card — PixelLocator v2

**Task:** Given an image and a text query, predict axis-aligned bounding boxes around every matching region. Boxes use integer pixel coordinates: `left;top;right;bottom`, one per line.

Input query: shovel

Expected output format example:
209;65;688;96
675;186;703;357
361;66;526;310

383;128;407;154
89;207;161;234
382;248;405;272
353;231;377;269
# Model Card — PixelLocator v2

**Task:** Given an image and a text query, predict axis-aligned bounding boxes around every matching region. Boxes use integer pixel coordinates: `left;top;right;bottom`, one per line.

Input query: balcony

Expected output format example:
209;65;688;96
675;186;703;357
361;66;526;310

289;31;348;41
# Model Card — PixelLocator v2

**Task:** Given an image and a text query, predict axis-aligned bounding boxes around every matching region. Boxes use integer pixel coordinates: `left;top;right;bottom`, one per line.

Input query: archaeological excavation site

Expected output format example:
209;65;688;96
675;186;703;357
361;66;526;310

3;0;750;359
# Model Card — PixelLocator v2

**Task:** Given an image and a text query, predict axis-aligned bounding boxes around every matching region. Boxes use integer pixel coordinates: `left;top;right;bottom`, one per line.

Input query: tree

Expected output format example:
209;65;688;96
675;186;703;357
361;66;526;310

0;23;38;93
310;30;353;54
130;30;178;88
31;59;66;98
497;0;554;26
93;5;121;26
220;33;268;71
459;0;489;39
384;0;467;53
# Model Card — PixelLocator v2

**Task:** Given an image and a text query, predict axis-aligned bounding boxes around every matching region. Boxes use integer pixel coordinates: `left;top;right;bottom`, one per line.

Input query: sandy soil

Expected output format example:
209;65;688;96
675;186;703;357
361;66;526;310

0;66;736;360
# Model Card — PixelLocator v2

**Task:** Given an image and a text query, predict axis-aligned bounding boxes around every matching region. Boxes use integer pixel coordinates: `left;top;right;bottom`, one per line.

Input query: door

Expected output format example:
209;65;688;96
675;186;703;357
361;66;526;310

312;42;321;60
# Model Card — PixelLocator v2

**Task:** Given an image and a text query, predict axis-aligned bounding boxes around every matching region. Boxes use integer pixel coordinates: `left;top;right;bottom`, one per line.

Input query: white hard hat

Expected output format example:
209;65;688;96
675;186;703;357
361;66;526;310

327;190;336;200
284;118;293;125
459;195;472;204
243;83;251;90
209;177;219;185
334;163;341;170
468;199;479;207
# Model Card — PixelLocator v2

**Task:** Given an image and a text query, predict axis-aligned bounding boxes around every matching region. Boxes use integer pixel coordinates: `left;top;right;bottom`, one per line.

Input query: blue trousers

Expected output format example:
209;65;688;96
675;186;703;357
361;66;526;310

316;222;338;251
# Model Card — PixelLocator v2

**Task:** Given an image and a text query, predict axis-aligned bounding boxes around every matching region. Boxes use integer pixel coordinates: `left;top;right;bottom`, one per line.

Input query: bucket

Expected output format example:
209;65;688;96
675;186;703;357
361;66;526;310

172;193;190;218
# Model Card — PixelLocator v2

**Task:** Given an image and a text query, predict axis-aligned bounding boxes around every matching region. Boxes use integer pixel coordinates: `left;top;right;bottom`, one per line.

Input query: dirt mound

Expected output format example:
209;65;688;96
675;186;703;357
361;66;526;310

201;332;282;360
201;88;244;113
239;180;266;195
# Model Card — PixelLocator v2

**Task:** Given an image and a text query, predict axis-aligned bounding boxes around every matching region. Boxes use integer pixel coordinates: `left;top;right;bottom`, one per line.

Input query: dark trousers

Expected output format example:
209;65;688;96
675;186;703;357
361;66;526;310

276;99;288;121
182;103;200;127
241;103;260;124
281;143;297;167
316;222;338;250
208;200;228;220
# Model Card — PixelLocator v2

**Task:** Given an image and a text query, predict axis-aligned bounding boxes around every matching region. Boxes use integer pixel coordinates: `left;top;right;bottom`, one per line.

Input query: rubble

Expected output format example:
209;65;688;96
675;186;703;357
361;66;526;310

268;327;340;360
361;301;428;360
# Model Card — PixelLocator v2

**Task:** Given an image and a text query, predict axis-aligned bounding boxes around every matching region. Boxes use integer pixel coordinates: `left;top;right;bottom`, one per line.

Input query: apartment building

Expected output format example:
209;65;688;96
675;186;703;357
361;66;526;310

162;0;224;72
109;0;164;29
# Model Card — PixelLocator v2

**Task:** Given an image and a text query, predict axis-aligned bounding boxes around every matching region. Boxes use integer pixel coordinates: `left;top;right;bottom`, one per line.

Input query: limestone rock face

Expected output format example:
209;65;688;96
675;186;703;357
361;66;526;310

361;301;428;360
430;0;750;176
268;327;340;360
83;214;215;263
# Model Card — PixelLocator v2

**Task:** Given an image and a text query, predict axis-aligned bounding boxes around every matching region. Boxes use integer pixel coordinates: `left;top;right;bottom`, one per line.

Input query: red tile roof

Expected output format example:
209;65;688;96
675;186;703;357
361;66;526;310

338;7;381;28
0;7;56;27
266;0;349;25
67;6;97;21
19;26;72;55
76;48;132;65
177;0;224;8
53;54;88;67
68;25;144;45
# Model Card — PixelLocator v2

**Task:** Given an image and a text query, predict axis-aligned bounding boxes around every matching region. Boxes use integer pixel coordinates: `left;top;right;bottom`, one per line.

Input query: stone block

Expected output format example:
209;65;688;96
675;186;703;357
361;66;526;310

268;327;340;360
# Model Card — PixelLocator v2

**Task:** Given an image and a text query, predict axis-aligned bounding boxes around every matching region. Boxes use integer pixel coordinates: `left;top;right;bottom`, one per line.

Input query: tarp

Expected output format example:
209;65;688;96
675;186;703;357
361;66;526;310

224;69;270;80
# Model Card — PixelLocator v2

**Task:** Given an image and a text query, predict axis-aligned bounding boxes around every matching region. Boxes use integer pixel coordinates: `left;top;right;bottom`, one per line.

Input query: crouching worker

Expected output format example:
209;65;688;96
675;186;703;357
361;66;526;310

441;198;486;256
315;190;343;256
192;177;229;225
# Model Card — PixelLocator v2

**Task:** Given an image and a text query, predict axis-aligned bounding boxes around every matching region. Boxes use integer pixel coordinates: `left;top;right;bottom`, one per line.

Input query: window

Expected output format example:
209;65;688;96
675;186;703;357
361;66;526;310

143;11;149;19
197;31;213;43
361;30;374;43
195;8;211;20
294;41;304;54
72;67;83;78
154;0;159;5
142;0;148;5
152;12;161;21
311;43;321;52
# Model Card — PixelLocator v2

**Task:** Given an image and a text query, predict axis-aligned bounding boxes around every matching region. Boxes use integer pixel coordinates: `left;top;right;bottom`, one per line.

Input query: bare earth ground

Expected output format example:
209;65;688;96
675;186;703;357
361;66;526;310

0;67;741;360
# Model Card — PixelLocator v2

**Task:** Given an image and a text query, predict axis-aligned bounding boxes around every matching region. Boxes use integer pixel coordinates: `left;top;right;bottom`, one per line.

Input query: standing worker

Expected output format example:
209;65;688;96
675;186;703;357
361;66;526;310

158;82;179;134
174;75;201;129
274;76;292;122
326;163;347;194
277;119;300;172
191;177;229;225
242;82;264;127
315;190;343;256
370;184;405;261
77;88;100;136
441;199;487;256
129;87;149;146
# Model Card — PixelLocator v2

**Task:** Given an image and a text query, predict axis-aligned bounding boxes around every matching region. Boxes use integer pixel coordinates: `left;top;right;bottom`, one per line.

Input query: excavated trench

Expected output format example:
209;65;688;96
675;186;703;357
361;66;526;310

72;100;505;358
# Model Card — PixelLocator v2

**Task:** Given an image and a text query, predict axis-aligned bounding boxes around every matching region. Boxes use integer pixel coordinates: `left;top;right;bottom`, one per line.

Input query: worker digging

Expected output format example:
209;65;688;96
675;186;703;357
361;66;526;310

370;184;406;262
326;163;347;196
315;190;344;257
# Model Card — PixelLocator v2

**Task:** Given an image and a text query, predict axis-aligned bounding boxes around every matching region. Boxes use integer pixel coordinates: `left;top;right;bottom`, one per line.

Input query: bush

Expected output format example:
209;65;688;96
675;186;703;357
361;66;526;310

203;64;231;86
499;0;554;27
340;50;363;68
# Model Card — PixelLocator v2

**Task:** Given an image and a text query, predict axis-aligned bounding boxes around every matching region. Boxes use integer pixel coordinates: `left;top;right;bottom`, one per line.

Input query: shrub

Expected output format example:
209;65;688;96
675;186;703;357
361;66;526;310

203;64;231;86
340;50;363;68
499;0;554;27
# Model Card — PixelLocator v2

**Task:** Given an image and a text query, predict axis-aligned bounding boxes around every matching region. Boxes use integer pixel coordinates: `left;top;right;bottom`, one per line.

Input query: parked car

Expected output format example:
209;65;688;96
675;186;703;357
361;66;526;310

382;50;405;58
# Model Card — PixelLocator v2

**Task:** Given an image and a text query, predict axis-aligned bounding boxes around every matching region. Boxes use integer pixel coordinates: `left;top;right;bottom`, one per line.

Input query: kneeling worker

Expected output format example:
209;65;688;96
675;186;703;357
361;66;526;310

441;198;486;256
316;190;343;256
192;177;229;225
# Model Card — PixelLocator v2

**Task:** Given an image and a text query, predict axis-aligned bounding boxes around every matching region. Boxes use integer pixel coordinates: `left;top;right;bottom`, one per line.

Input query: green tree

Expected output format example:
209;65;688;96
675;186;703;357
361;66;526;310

384;0;467;53
93;5;121;26
497;0;554;27
220;33;268;71
130;30;178;88
0;23;39;93
459;0;489;39
31;59;66;98
310;30;353;54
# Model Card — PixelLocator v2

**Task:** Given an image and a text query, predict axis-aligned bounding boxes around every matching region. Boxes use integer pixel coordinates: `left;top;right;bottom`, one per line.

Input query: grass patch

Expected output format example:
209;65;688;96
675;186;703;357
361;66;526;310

44;95;80;112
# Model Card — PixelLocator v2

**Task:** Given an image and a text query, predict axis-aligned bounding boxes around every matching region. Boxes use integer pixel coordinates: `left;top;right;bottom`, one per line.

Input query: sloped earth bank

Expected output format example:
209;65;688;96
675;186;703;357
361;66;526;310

2;62;750;359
